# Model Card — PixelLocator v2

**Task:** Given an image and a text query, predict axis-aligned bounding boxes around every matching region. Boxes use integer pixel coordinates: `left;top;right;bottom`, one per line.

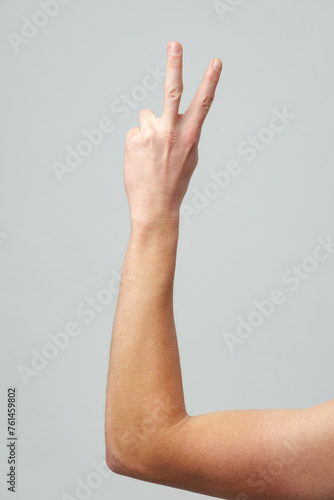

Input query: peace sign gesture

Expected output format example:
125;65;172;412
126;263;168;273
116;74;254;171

124;41;222;226
162;41;222;130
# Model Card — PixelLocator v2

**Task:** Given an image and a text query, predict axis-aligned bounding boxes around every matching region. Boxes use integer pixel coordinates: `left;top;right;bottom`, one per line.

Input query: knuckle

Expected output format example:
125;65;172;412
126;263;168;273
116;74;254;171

126;127;136;137
125;127;139;146
207;73;218;84
139;108;150;119
166;86;183;100
199;94;214;110
125;129;134;141
183;129;199;146
143;128;154;142
162;128;178;144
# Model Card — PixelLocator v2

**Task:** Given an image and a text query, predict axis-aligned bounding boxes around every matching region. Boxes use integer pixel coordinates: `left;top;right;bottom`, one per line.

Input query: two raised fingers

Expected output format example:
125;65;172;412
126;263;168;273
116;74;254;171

161;41;222;133
136;42;222;136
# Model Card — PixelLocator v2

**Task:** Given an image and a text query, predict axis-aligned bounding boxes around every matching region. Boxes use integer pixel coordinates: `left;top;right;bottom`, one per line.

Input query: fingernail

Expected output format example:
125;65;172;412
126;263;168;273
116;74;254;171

213;58;222;72
170;42;182;55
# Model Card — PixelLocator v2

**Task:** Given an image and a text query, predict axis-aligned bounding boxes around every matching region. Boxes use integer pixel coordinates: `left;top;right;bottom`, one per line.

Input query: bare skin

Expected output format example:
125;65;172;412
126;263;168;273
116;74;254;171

105;41;334;500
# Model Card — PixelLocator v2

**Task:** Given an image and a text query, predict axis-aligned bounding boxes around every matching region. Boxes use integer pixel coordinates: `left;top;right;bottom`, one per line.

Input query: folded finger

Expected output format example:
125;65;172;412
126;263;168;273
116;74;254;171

138;108;155;130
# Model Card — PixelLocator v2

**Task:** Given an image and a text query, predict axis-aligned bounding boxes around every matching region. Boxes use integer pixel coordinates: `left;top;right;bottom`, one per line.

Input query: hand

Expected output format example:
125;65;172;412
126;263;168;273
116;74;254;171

123;41;222;226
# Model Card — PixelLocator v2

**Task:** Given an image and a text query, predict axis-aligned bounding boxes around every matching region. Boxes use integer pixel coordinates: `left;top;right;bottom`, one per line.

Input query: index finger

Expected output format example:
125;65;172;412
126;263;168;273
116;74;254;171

161;41;183;126
183;58;222;133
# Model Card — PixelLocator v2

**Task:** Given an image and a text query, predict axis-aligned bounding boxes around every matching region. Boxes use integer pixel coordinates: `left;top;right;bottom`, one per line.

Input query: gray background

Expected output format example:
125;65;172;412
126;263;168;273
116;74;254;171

1;0;334;499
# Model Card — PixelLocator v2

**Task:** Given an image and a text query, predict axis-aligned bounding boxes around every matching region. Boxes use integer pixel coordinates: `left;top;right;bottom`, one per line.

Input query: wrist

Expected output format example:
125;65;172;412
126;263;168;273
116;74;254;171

121;215;179;285
130;215;180;235
129;216;180;256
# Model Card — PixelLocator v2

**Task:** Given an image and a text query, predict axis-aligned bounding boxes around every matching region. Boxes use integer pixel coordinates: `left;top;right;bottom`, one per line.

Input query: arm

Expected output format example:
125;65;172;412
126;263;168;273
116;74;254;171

105;41;334;500
105;217;188;475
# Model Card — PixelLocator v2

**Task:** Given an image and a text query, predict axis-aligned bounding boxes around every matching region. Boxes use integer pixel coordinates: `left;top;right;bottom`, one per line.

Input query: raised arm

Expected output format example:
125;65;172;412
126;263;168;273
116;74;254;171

105;41;334;500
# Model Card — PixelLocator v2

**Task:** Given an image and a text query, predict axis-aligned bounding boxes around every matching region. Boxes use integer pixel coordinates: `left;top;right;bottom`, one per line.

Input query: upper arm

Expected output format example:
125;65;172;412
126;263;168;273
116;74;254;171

129;399;334;500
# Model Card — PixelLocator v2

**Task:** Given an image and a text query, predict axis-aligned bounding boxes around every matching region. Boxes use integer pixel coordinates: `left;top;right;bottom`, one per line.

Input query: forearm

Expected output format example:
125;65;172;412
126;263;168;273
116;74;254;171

105;218;188;473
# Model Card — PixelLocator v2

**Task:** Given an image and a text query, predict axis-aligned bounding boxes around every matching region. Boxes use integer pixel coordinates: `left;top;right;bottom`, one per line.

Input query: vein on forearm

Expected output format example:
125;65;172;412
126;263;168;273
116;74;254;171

105;220;187;456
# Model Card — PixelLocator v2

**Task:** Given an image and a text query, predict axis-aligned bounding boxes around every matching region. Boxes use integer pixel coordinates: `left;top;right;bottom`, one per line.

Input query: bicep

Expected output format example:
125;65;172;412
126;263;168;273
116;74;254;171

144;401;334;500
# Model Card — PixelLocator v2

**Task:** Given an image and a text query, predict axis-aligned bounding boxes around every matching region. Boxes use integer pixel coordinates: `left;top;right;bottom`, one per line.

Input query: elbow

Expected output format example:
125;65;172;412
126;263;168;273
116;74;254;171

105;413;190;479
106;454;125;476
105;390;190;477
105;431;161;480
105;444;122;475
105;418;140;476
105;431;150;478
105;436;131;476
105;446;122;475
